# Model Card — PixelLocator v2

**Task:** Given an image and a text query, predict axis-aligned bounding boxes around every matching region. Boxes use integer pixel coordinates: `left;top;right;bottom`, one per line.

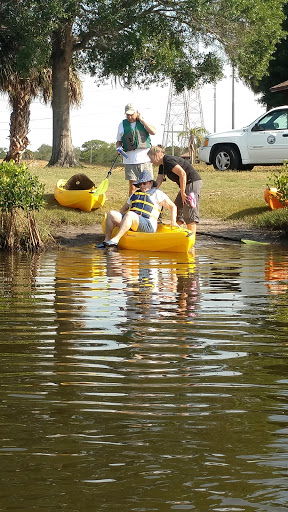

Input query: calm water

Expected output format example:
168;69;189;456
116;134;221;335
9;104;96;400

1;238;288;511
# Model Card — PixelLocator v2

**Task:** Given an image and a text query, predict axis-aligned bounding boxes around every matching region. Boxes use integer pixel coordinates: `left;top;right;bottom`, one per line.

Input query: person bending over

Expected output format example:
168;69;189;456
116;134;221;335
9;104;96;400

98;170;177;248
148;145;203;236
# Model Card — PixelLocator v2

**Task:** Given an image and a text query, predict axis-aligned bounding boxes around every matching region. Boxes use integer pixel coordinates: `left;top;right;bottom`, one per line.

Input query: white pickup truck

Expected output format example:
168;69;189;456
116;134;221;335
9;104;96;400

198;106;288;171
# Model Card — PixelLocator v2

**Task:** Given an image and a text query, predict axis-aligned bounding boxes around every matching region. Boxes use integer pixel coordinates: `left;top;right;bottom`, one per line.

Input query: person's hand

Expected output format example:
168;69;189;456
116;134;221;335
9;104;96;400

137;112;144;122
181;191;188;205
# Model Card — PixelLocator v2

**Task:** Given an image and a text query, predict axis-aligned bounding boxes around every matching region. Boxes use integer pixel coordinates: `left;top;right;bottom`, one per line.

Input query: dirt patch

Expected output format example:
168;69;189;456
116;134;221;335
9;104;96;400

52;218;287;247
197;218;286;244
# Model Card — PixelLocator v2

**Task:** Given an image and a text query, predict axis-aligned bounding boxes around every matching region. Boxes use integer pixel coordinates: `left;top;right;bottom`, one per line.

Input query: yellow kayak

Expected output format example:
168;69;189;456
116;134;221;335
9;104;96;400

264;187;287;210
102;216;195;253
54;179;106;212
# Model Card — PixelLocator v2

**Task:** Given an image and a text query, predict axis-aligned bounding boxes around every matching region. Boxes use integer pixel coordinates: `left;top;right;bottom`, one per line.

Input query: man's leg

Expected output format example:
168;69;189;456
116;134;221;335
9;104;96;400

104;210;123;242
125;165;141;197
129;180;136;196
186;222;196;235
126;163;153;197
110;211;139;244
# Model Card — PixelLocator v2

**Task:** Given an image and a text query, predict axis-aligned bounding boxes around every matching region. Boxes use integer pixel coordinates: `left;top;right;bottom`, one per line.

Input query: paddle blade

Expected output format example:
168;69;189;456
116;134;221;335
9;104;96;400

94;178;109;196
241;239;269;245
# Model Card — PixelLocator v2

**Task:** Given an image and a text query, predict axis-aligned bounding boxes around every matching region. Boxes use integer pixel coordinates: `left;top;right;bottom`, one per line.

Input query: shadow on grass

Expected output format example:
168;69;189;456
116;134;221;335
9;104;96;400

227;206;269;221
44;193;63;210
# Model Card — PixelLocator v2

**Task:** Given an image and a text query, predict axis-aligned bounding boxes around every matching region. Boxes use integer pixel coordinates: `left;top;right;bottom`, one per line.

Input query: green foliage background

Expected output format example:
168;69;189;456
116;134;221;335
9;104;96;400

250;2;288;107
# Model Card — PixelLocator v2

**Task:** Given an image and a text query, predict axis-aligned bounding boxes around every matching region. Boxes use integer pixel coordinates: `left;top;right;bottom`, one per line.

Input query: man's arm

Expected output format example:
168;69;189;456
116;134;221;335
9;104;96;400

171;165;187;204
156;174;164;188
120;202;129;214
137;113;156;135
160;196;178;228
116;122;123;148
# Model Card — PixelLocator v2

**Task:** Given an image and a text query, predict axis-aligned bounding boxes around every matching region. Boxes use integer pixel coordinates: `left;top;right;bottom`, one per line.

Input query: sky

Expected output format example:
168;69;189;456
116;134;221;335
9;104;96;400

0;66;266;152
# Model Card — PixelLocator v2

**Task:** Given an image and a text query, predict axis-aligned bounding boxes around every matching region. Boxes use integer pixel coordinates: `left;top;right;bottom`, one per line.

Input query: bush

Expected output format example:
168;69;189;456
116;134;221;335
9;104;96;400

268;161;288;206
0;161;45;251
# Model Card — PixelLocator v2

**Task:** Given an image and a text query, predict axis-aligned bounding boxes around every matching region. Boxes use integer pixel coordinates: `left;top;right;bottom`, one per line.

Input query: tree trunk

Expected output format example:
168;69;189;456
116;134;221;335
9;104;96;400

5;80;31;163
48;25;79;167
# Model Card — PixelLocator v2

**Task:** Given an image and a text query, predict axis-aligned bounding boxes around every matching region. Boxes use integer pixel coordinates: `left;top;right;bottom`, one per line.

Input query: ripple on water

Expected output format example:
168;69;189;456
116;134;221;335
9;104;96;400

1;243;288;510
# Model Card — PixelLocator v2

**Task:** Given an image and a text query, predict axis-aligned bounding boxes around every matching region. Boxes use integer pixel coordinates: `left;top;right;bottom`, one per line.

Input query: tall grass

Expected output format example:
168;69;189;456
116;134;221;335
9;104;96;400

29;160;286;235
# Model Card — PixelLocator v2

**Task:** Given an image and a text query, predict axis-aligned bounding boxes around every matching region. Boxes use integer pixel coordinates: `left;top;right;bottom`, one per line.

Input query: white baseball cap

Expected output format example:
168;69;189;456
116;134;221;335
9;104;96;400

125;103;136;114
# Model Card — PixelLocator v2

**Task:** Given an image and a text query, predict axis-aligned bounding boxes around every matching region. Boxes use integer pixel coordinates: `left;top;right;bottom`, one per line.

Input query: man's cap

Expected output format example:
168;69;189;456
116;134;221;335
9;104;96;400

125;103;136;114
133;170;154;184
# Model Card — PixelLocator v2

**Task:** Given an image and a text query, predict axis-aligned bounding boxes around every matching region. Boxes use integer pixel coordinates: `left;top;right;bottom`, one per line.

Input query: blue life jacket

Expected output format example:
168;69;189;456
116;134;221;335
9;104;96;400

129;189;161;219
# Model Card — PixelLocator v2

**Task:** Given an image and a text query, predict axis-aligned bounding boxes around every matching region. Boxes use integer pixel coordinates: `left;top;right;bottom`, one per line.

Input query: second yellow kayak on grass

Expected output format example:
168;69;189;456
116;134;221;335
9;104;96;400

54;179;106;212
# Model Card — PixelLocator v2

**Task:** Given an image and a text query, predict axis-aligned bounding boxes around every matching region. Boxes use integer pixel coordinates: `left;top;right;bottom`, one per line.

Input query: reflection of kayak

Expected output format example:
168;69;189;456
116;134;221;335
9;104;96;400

102;216;195;253
54;179;106;212
264;187;287;210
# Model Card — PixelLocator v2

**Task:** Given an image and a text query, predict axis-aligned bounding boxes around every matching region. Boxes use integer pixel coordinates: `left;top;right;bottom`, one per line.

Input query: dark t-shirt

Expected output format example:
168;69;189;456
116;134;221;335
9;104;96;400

158;155;201;187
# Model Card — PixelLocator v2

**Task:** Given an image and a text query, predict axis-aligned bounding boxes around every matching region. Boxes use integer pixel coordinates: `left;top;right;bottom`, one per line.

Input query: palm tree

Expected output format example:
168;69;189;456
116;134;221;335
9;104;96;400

178;126;207;163
3;70;51;162
2;69;82;163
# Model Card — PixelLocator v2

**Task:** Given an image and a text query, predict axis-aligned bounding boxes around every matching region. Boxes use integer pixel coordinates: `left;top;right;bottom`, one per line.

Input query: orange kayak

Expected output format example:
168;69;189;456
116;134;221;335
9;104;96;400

264;187;287;210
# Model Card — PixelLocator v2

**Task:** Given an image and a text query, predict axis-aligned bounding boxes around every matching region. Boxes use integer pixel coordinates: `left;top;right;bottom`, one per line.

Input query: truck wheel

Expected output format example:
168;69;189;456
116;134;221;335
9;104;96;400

212;146;240;170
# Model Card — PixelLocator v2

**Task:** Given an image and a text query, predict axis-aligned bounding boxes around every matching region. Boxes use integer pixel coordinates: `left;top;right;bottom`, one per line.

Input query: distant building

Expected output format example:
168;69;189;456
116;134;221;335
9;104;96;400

270;80;288;103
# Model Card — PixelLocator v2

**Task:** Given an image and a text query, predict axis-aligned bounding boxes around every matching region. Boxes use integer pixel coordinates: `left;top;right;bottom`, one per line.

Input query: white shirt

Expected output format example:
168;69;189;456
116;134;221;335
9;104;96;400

127;188;168;231
117;121;150;165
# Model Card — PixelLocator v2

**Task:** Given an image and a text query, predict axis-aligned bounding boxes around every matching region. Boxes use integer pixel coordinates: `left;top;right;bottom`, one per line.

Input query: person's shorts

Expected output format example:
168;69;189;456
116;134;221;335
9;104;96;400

137;215;155;233
122;212;155;233
125;162;153;181
175;180;203;224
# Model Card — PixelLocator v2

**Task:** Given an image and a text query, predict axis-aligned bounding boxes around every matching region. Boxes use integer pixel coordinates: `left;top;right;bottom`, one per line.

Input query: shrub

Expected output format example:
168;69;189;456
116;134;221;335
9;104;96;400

0;161;45;251
268;161;288;206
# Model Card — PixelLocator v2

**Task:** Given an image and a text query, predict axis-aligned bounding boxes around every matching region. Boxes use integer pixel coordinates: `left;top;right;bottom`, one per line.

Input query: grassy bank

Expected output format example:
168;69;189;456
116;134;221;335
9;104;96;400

29;160;288;239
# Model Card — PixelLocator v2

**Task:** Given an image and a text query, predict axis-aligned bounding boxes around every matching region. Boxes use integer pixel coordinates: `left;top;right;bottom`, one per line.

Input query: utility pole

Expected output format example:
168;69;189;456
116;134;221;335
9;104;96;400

232;65;235;129
213;83;217;133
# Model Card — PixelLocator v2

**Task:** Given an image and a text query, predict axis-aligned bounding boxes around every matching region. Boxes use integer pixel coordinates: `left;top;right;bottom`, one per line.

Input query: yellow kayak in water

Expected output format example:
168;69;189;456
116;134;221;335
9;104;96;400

54;179;106;212
102;216;195;253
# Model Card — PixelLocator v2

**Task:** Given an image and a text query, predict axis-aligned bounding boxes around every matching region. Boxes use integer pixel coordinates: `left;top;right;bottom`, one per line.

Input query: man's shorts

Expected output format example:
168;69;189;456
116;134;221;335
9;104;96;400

174;180;203;225
125;162;153;181
137;215;155;233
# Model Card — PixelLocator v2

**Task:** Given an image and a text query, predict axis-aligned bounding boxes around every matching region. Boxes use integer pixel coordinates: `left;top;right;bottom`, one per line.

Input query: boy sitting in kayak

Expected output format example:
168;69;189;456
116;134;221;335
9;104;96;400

98;170;177;248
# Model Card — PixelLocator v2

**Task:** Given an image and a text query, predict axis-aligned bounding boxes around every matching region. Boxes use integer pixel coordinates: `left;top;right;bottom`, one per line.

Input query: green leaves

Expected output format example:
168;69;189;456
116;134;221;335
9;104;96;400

268;161;288;206
0;161;45;213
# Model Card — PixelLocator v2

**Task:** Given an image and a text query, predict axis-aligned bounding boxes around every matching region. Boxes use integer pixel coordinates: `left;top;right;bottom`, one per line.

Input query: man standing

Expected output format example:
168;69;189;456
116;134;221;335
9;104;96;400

116;103;156;196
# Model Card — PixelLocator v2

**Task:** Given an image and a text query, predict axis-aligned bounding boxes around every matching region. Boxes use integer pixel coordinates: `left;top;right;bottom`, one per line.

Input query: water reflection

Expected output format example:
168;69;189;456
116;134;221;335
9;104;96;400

1;241;288;511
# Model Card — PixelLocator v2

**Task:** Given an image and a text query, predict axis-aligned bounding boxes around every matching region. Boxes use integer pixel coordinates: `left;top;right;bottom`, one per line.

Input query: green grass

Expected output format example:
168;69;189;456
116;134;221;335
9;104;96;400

29;160;287;237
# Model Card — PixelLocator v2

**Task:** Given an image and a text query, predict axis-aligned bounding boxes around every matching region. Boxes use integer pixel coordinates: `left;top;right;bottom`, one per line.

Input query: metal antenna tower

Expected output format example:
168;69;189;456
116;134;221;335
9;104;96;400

162;82;204;151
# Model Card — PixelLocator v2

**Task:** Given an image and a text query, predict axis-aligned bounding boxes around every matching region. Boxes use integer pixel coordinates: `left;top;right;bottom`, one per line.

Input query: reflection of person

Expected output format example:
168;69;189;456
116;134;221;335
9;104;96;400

98;170;177;248
148;145;203;235
117;103;156;196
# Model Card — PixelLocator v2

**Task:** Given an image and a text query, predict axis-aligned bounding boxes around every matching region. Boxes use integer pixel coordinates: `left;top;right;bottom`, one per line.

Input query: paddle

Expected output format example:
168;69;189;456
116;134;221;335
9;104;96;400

241;239;269;245
92;148;128;196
